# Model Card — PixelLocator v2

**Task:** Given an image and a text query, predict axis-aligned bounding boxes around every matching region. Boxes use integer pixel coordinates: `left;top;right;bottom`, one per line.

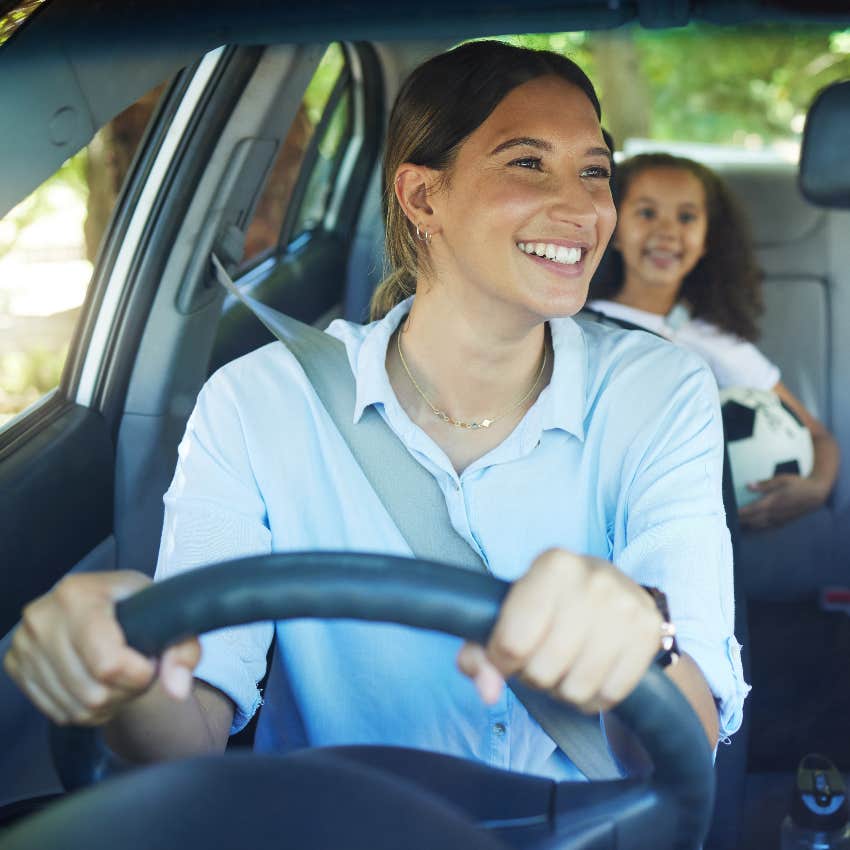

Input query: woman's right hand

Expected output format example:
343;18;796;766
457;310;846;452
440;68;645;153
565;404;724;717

3;571;201;726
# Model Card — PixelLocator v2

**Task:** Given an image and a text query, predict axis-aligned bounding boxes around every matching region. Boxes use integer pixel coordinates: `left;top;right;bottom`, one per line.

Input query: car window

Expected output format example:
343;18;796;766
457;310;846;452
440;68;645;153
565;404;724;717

241;42;349;266
495;25;850;163
0;83;164;429
288;80;352;238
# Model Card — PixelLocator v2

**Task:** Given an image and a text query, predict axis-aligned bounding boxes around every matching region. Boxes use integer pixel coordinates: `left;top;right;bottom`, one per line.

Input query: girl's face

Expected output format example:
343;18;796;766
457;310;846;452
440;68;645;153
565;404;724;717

615;166;709;297
425;75;616;327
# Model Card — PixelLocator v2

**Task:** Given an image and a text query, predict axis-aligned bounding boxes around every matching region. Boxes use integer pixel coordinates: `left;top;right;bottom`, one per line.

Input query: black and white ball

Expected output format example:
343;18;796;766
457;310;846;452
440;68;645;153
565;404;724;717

719;387;814;508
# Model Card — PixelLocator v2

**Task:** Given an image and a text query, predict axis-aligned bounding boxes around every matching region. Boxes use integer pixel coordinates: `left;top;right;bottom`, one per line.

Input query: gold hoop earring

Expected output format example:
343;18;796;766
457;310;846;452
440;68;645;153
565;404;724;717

415;223;432;245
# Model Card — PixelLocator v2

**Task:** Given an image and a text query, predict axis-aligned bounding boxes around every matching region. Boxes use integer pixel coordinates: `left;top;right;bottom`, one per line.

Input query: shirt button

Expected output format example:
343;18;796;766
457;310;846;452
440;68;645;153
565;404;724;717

493;722;507;737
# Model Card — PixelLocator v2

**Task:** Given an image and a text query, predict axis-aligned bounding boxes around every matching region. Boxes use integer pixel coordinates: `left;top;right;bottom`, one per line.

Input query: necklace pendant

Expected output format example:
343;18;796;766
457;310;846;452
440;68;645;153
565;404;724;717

480;419;492;428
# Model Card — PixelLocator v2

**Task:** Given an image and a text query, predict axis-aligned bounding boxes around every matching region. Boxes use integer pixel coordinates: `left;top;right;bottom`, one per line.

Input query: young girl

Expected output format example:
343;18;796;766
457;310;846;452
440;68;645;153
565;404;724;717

6;45;743;778
589;152;839;530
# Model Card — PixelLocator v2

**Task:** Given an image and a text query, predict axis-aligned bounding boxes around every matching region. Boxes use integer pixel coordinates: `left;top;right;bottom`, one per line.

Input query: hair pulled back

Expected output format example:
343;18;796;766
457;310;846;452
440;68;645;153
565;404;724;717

370;40;602;320
590;152;764;341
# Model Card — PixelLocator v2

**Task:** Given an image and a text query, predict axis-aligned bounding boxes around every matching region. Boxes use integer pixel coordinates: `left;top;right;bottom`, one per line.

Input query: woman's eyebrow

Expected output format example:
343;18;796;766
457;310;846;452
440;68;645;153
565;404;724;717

489;139;613;166
586;146;614;165
489;137;553;155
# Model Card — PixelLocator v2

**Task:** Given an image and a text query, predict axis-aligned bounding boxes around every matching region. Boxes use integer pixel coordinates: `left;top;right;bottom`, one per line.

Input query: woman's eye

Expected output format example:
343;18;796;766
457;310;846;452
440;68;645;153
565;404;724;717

581;165;611;179
636;207;655;220
509;157;543;171
679;212;698;223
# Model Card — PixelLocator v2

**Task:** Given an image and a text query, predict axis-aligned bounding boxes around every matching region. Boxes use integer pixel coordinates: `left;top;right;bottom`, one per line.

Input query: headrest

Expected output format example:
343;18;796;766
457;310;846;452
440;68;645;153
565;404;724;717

716;164;822;245
799;80;850;209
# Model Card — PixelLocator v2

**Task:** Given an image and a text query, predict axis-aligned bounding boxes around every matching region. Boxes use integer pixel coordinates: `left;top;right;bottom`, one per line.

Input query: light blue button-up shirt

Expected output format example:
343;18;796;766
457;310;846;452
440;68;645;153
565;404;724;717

154;297;749;780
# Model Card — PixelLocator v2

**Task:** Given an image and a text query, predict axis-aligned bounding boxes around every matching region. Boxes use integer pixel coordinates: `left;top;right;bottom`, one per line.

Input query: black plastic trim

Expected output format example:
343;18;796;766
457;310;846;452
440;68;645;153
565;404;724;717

0;403;114;635
209;231;348;372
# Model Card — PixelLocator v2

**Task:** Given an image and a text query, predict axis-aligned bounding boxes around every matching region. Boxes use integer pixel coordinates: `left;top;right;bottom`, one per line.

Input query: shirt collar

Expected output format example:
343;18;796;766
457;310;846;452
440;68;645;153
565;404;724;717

346;297;587;442
351;297;414;424
530;317;587;442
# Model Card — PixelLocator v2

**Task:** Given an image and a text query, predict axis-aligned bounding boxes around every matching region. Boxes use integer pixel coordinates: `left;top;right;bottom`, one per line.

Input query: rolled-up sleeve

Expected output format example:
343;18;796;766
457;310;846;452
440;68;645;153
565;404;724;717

154;371;275;732
615;363;750;740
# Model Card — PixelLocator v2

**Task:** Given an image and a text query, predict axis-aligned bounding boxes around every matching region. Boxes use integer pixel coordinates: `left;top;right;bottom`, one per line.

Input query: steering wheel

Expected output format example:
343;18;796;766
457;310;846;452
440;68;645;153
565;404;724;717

36;552;713;850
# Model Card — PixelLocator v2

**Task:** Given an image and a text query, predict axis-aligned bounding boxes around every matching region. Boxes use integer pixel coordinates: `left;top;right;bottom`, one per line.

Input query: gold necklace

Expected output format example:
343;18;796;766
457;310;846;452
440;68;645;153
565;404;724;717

396;327;547;431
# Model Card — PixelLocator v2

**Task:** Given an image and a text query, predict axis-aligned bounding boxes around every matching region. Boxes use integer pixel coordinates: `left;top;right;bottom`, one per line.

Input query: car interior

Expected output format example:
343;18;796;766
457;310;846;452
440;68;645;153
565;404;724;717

0;1;849;848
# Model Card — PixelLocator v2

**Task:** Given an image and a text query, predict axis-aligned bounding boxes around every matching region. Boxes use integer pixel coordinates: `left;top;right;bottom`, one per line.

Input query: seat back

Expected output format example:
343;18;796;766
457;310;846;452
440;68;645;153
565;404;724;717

713;161;850;599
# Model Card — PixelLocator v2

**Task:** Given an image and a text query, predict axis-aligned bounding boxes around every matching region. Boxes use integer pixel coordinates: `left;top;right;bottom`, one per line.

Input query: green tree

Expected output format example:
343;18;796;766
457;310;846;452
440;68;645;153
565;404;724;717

498;24;850;149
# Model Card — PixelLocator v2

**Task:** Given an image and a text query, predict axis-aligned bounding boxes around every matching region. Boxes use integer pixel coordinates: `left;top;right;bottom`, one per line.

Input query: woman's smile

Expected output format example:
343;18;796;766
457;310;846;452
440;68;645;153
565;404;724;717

516;240;591;277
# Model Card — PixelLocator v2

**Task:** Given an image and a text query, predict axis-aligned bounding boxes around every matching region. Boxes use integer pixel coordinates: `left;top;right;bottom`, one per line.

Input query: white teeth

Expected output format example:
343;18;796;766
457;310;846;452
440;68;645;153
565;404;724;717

517;242;583;265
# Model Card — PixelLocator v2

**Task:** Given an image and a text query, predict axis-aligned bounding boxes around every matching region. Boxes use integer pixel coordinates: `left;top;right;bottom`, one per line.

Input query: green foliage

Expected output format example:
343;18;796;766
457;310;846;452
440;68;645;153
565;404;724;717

0;148;89;260
633;23;850;145
303;43;346;127
0;346;66;424
499;30;595;75
489;24;850;147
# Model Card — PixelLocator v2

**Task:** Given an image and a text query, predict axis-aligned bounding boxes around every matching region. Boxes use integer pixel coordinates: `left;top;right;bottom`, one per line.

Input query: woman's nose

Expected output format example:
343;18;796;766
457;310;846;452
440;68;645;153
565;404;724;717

548;180;599;228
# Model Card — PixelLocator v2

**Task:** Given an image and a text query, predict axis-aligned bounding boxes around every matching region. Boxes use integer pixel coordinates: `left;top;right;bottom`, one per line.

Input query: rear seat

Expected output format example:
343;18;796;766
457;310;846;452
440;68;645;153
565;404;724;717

714;162;850;600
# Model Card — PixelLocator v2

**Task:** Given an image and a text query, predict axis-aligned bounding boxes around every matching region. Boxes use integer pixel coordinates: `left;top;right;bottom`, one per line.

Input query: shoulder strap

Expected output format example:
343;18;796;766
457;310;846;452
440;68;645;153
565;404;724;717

211;255;621;780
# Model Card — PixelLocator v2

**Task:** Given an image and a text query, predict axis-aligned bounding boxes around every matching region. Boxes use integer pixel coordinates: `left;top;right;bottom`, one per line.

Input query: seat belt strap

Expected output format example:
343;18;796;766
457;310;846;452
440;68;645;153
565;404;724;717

210;255;621;780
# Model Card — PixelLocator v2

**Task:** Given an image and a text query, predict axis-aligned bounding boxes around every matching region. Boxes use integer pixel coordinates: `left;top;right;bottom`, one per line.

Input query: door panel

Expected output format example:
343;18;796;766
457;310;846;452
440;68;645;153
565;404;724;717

0;404;114;636
209;231;349;371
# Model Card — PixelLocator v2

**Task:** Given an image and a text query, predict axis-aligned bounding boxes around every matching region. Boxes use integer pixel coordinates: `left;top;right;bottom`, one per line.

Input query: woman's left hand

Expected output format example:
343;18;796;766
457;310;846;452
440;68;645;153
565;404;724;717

456;548;664;714
739;473;829;530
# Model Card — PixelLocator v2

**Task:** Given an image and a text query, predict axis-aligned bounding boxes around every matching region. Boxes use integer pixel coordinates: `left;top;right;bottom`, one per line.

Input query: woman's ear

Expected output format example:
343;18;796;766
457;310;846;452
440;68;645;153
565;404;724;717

394;164;441;239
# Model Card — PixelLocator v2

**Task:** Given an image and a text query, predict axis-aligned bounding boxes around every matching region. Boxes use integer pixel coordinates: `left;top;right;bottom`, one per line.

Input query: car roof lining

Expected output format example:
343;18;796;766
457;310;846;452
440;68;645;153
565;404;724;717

1;0;849;219
7;0;850;53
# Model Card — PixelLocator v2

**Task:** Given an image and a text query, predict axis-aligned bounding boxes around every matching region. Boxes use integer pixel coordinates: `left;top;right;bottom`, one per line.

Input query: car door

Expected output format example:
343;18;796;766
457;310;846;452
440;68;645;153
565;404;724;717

0;25;216;821
0;15;385;815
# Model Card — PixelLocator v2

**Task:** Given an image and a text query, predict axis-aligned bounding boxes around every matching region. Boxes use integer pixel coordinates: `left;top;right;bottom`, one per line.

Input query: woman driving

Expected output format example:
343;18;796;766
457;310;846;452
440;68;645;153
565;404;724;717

5;42;746;778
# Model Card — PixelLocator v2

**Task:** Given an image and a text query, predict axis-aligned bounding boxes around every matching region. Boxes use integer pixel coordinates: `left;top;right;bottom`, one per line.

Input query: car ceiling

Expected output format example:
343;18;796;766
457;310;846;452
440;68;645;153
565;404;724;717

0;0;848;218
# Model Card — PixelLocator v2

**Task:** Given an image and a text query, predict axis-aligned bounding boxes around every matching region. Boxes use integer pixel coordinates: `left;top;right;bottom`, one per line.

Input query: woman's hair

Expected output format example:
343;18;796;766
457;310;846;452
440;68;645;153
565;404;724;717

590;152;764;341
369;40;602;321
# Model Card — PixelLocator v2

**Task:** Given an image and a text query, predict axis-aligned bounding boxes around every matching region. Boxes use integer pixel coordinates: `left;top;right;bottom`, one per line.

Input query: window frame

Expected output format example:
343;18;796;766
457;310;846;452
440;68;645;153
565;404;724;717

274;40;381;258
285;77;355;242
276;46;354;250
0;63;200;453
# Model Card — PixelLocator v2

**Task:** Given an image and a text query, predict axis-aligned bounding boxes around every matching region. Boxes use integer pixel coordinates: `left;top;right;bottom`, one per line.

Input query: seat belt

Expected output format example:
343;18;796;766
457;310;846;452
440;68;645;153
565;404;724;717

211;255;621;780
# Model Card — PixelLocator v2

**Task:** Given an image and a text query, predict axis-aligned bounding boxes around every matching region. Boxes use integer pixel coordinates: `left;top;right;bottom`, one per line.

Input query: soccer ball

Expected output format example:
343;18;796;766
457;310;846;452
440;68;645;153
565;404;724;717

719;387;814;508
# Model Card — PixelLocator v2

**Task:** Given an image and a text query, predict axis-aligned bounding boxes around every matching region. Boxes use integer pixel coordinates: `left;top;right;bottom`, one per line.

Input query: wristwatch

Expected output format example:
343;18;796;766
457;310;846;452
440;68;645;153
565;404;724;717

642;585;680;668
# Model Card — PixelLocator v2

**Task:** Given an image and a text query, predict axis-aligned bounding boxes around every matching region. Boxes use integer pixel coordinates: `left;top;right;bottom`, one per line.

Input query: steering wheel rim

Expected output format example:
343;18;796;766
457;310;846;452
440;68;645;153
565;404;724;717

49;551;715;849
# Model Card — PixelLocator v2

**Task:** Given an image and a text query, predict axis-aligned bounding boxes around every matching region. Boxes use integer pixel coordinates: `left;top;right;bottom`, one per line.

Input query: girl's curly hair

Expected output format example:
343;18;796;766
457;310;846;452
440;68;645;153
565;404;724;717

590;152;764;342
